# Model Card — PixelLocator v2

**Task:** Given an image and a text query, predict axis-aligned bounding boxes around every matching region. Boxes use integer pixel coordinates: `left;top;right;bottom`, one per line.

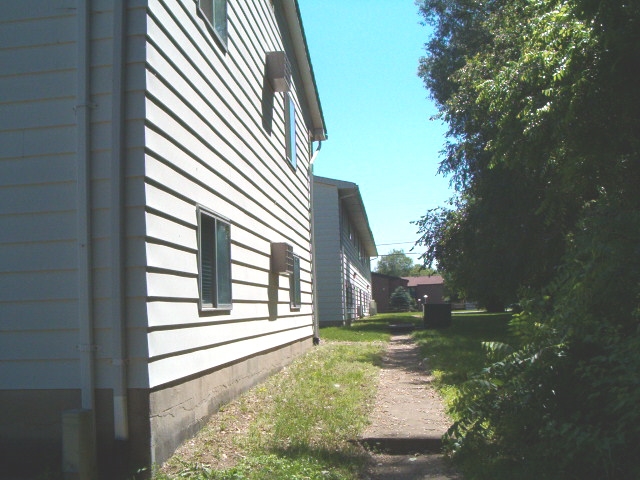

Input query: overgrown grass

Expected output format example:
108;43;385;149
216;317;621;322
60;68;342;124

319;311;421;342
412;311;514;410
155;341;385;479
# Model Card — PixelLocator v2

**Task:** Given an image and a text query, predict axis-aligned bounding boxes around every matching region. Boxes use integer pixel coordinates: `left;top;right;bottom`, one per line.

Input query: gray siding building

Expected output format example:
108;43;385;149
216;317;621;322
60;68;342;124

312;176;377;326
0;0;326;475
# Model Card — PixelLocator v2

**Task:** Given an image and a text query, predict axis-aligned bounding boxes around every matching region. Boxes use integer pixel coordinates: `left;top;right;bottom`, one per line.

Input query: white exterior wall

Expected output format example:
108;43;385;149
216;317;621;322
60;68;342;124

312;182;344;325
142;0;315;389
313;177;374;326
0;0;149;391
0;2;82;390
1;0;322;471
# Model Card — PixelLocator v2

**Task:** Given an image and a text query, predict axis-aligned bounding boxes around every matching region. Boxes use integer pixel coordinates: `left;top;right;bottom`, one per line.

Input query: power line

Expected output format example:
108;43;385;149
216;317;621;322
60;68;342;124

375;241;417;246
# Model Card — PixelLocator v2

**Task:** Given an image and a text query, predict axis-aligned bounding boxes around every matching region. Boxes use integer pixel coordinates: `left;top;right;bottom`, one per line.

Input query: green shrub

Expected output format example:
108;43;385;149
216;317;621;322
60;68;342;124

388;286;413;312
445;201;640;480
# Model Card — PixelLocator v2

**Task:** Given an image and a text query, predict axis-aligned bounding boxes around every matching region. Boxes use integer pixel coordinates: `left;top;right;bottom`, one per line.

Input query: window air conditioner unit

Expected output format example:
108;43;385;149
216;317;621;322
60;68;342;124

271;242;294;274
266;51;291;92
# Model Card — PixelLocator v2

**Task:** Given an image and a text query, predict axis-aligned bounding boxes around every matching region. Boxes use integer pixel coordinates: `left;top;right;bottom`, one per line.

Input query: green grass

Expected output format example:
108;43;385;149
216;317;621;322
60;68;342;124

155;341;385;479
412;311;514;409
319;311;422;342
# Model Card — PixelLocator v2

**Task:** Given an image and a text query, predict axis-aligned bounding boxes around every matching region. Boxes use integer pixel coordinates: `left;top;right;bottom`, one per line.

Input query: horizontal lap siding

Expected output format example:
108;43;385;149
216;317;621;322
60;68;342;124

144;0;314;388
341;209;373;319
312;182;345;324
0;1;150;389
0;6;81;388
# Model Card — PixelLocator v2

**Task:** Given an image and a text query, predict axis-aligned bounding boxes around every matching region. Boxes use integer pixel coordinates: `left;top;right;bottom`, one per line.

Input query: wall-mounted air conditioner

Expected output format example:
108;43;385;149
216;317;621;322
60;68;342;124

271;242;294;274
266;51;291;92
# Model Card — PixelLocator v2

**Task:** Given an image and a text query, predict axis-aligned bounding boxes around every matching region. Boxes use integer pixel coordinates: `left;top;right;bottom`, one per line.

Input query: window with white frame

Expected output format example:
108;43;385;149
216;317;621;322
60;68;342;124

285;92;296;168
198;207;232;310
198;0;228;48
290;254;301;308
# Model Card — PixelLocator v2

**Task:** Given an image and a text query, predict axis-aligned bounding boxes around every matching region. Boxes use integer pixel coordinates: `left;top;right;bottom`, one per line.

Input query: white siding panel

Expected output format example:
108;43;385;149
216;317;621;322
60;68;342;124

148;325;313;388
0;212;75;244
0;156;76;186
0;43;77;77
0;360;79;389
0;330;77;361
0;240;76;273
0;98;77;132
148;316;309;358
146;300;278;327
0;270;77;302
0;182;77;215
146;242;198;275
1;300;77;331
146;272;198;299
145;211;196;250
145;183;196;226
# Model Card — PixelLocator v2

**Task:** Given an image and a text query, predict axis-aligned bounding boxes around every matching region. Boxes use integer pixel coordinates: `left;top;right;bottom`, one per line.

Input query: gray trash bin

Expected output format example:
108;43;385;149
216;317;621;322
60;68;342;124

423;303;452;328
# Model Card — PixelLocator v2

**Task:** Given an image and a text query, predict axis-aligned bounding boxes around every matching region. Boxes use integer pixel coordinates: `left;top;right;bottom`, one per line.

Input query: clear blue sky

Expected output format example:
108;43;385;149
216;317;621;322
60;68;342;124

298;0;453;267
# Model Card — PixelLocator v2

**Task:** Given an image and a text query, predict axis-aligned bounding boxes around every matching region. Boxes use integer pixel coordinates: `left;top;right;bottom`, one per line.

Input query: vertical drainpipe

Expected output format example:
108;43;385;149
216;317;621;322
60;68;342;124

64;0;99;477
111;0;130;467
309;141;321;342
76;0;95;417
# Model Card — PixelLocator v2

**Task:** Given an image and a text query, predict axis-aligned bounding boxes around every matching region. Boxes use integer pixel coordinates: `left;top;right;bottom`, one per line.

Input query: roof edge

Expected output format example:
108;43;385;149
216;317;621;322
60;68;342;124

282;0;327;141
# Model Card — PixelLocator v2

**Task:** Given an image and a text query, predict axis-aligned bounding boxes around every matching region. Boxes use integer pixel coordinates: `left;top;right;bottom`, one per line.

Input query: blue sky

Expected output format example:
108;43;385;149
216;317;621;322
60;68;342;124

297;0;453;267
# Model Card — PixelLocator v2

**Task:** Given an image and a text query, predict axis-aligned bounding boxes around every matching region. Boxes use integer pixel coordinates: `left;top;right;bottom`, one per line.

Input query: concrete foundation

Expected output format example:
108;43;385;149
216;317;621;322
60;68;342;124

149;337;312;465
0;338;312;478
62;409;97;480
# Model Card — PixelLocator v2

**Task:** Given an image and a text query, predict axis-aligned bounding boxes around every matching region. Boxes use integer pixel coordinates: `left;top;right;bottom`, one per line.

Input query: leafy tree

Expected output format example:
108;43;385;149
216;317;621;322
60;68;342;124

407;263;437;277
375;249;414;277
388;286;413;312
415;0;640;477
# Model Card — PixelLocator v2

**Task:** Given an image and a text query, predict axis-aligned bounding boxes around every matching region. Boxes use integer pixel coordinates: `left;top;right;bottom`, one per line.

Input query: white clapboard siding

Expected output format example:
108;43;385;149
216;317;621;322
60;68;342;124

138;0;315;387
148;0;310;209
0;360;80;390
148;325;313;388
312;182;345;324
148;315;309;358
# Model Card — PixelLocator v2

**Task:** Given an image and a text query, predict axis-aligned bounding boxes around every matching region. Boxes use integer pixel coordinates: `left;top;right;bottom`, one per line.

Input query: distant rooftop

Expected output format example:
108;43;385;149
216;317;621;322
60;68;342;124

402;275;444;287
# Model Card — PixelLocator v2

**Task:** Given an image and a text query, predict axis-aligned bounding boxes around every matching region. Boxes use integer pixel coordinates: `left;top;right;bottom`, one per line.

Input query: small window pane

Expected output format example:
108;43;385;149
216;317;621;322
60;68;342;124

199;0;227;46
200;214;215;306
199;208;232;310
290;255;301;308
285;93;296;168
213;0;227;42
216;221;232;306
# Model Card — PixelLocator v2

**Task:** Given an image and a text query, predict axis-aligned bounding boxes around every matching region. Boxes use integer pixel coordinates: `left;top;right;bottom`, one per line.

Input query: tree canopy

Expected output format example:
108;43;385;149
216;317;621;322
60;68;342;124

415;0;640;310
376;249;437;277
374;249;414;277
415;0;640;477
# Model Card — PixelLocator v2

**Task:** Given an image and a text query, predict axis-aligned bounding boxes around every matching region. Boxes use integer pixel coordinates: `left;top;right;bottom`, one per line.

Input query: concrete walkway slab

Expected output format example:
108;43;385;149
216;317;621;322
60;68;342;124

359;333;462;479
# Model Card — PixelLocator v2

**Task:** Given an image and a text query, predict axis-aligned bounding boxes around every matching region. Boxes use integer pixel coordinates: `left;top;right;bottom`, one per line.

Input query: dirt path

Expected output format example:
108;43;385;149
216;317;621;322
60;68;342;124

359;333;462;480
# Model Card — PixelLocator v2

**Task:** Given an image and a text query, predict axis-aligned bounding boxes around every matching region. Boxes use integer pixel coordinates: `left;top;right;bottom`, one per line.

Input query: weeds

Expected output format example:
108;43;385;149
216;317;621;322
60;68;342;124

156;341;384;479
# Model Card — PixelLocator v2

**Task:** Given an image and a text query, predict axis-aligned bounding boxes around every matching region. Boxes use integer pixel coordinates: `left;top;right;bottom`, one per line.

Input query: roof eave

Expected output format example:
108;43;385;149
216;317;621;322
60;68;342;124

282;0;327;141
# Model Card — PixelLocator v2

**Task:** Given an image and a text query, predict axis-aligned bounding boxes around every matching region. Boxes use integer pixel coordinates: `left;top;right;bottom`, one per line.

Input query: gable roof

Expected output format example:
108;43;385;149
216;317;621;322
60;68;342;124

283;0;327;141
402;275;444;287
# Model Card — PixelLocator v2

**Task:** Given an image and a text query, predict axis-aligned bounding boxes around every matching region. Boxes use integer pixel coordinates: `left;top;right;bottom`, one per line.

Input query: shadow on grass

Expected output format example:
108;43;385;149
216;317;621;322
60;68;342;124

260;444;369;479
319;312;423;343
413;311;514;387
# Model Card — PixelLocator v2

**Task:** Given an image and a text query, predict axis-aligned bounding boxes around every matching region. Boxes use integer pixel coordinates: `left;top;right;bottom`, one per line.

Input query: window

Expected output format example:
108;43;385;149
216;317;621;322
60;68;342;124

198;0;227;48
285;92;296;168
198;207;232;310
290;254;301;308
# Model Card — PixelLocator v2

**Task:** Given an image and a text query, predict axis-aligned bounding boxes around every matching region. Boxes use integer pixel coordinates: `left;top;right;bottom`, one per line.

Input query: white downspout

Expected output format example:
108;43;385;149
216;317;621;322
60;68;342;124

111;0;129;450
63;0;99;477
76;0;95;416
309;141;322;342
